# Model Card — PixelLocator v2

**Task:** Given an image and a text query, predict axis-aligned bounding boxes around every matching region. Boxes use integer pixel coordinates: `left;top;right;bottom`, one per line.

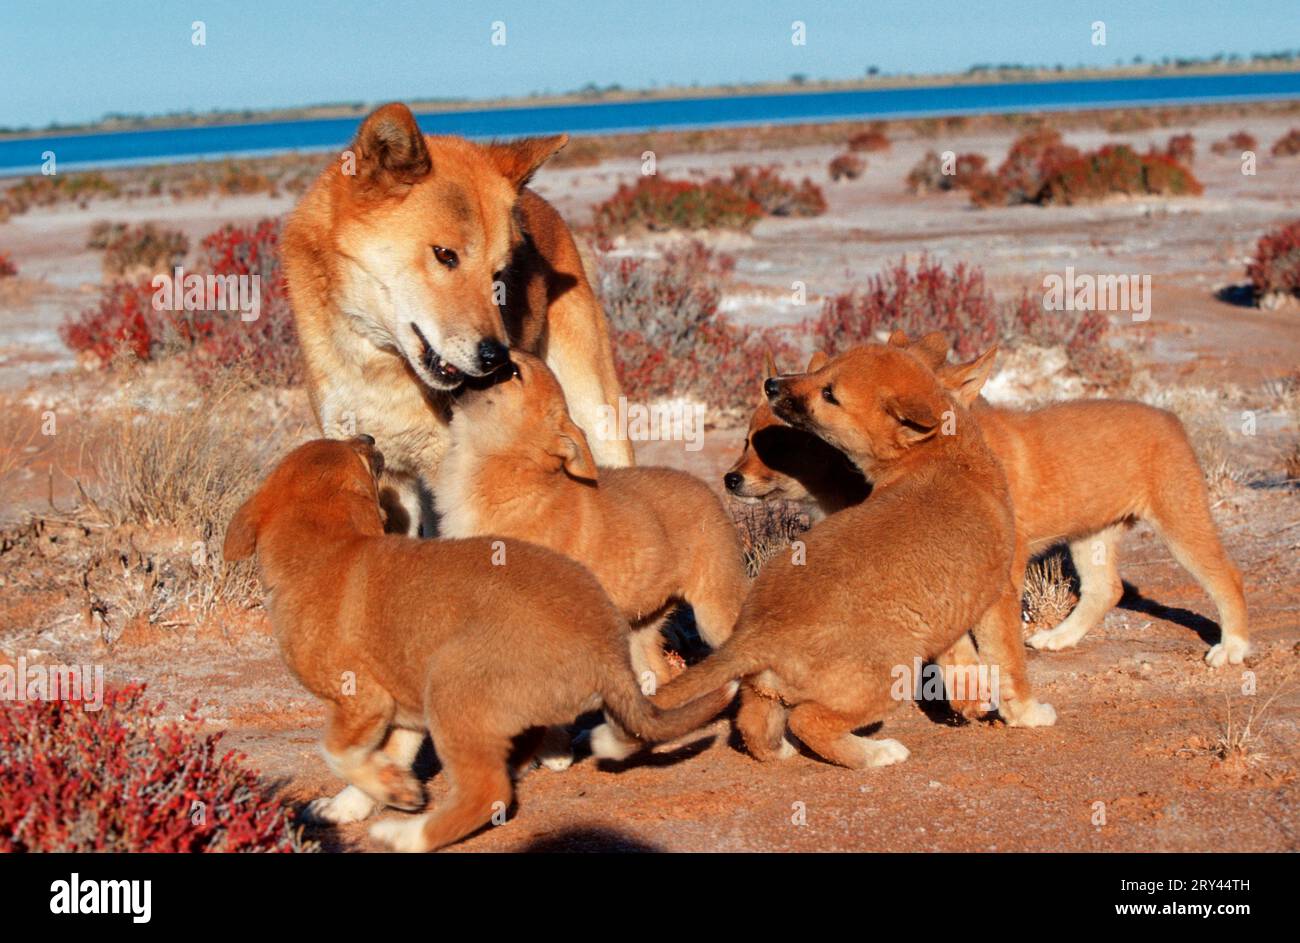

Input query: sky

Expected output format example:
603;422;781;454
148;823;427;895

1;0;1297;128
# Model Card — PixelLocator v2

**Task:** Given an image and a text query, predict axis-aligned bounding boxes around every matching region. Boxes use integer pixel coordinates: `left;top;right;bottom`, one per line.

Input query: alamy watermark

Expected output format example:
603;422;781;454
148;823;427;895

152;266;260;322
595;396;707;452
1043;266;1150;321
0;656;104;711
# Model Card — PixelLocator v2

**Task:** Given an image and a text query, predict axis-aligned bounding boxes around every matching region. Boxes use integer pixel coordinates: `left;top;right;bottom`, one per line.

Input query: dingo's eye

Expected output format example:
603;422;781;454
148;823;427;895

821;385;839;405
431;246;459;269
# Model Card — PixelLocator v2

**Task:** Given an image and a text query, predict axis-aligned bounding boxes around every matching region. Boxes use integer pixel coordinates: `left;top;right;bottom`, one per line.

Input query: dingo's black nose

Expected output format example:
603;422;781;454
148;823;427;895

356;434;375;445
724;471;743;493
478;339;510;372
763;377;781;400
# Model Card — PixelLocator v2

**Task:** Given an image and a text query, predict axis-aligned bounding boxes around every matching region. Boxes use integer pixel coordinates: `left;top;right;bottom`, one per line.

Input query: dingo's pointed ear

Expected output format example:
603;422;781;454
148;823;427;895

887;330;911;348
487;135;569;190
763;348;779;379
943;346;998;407
353;103;432;191
223;490;265;562
551;417;598;483
806;350;829;372
886;392;942;445
913;332;951;369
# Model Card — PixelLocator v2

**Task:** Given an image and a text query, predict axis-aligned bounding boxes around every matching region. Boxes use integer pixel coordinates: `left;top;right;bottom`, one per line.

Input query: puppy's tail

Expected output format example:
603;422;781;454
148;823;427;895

599;667;735;747
653;642;766;710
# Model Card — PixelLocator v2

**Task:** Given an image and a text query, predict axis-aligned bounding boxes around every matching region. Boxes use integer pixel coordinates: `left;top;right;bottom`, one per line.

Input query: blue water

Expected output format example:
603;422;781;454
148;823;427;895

4;71;1300;176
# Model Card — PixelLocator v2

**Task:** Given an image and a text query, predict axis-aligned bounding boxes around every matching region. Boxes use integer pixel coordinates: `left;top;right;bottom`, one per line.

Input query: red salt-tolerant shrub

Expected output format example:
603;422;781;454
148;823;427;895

0;251;17;278
810;256;1004;359
1270;129;1300;157
1163;133;1196;165
594;241;798;411
1039;145;1202;205
727;165;827;217
1210;130;1257;155
593;175;763;235
906;151;989;194
828;153;866;181
810;257;1111;366
1246;219;1300;302
979;127;1081;206
60;219;301;386
847;129;891;152
0;683;315;852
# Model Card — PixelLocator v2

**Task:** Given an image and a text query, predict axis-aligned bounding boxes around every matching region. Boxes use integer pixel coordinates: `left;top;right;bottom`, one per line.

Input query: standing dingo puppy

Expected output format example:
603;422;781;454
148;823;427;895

651;344;1055;770
224;438;732;851
283;103;632;537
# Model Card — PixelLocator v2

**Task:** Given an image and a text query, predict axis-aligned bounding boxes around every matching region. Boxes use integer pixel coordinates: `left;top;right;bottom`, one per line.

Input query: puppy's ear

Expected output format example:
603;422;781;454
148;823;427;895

912;332;951;370
351;103;432;193
942;346;998;408
887;330;911;348
550;417;598;482
223;489;264;562
806;350;829;372
486;135;569;190
886;393;942;445
763;348;779;379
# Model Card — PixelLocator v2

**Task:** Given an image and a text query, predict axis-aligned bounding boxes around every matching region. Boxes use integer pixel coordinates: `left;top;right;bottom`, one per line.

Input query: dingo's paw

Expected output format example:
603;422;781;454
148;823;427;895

863;738;909;767
1205;637;1248;668
1003;699;1057;728
375;765;424;811
370;814;431;853
301;786;377;825
1026;627;1084;652
589;723;640;761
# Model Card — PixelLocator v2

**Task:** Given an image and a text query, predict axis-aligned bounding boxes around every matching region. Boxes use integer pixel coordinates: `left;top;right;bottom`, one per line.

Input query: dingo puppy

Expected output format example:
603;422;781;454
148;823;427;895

900;332;1248;666
654;343;1055;770
437;351;749;684
223;437;731;852
726;335;1250;668
283;102;633;537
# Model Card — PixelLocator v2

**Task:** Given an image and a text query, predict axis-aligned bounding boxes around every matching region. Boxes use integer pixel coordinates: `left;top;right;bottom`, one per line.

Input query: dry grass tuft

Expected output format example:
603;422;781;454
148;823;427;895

1021;552;1078;636
729;500;809;578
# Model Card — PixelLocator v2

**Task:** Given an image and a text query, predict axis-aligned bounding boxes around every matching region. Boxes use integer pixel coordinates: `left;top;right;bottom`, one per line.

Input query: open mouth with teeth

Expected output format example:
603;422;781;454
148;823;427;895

410;323;463;388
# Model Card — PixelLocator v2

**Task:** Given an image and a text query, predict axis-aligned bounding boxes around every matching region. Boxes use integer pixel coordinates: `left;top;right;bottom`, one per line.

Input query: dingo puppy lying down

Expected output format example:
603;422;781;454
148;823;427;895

224;437;732;851
437;351;749;683
650;343;1055;769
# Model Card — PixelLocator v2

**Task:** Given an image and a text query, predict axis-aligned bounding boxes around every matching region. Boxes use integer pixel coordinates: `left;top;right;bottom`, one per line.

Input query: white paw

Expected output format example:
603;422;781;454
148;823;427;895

589;723;640;761
539;751;574;772
369;814;431;853
1205;637;1248;668
1026;627;1084;652
776;737;797;760
1004;699;1057;728
301;785;377;825
863;738;910;767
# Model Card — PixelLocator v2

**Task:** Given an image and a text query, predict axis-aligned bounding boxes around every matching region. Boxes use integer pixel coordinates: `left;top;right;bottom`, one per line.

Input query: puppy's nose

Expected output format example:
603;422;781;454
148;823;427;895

356;434;375;445
477;339;510;373
763;377;782;400
724;471;743;493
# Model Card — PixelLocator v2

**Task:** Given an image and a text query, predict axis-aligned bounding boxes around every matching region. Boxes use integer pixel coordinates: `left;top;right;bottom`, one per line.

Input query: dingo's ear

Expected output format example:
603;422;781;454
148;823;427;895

806;351;829;372
352;103;432;192
943;346;998;407
913;332;951;370
763;348;779;379
550;417;598;483
887;330;911;348
886;392;943;445
223;489;265;562
487;135;569;190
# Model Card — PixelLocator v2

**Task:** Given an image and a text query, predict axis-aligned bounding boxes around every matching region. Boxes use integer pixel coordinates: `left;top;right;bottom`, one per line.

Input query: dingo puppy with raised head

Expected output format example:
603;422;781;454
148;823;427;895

654;343;1055;770
224;438;732;851
437;351;749;688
